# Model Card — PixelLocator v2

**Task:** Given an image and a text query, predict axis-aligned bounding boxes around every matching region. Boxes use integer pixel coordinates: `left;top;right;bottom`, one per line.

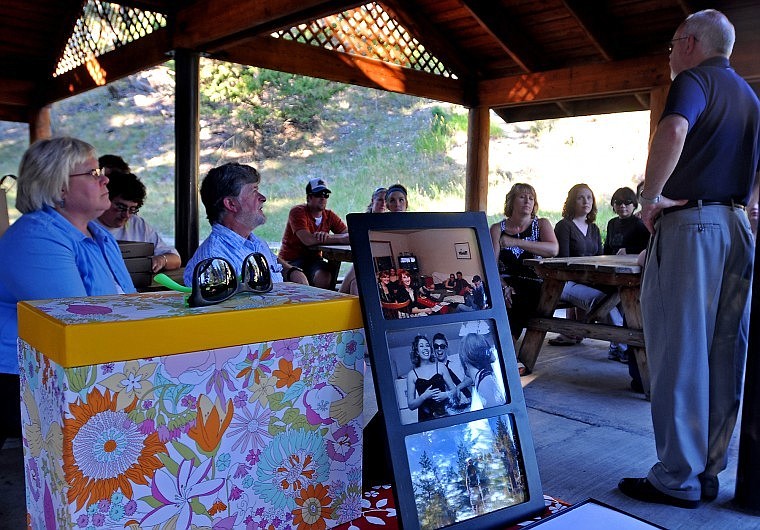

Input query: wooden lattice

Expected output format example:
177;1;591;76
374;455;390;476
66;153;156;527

54;0;167;77
273;2;455;78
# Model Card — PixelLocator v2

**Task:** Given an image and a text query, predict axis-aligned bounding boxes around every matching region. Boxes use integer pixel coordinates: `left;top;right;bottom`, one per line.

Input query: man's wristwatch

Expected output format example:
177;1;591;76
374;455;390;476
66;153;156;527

639;191;662;205
285;267;303;281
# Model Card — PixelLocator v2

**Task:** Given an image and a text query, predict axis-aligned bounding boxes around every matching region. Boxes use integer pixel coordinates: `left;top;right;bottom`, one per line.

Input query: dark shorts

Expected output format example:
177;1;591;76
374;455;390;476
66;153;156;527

288;256;331;284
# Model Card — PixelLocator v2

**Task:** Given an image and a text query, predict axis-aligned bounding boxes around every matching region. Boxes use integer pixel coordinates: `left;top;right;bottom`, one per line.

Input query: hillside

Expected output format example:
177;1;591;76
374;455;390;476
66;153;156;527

0;63;651;243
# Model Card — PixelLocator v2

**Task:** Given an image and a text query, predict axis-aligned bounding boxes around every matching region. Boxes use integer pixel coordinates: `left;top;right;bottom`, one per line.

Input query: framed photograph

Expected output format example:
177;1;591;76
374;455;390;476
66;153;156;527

347;212;544;530
455;242;471;259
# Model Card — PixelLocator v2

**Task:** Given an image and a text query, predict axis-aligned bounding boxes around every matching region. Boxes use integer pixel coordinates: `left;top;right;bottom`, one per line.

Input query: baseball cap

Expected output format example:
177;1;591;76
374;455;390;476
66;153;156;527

306;178;331;194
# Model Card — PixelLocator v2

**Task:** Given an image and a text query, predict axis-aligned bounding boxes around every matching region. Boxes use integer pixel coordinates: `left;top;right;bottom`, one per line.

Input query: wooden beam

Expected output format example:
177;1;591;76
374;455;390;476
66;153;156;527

381;0;476;79
29;106;51;143
219;36;467;105
0;105;29;124
479;55;671;109
493;94;649;123
465;106;489;212
43;28;172;107
0;79;36;107
174;0;361;51
561;0;617;61
460;0;540;73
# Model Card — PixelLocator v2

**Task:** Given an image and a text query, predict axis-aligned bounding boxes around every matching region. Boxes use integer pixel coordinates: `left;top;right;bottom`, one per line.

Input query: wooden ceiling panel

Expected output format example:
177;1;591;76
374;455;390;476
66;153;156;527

1;0;759;124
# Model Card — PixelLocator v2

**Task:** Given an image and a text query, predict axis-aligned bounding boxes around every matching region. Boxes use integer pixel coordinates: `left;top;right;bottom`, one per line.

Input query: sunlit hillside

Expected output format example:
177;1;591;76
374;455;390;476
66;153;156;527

0;65;651;243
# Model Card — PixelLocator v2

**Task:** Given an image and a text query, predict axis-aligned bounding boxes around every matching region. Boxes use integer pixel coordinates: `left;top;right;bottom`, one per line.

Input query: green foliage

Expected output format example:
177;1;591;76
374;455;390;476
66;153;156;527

415;106;455;155
200;61;344;130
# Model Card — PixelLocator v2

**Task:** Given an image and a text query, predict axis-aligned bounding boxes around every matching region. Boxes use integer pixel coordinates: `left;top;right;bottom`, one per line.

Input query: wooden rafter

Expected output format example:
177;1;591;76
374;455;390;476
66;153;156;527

459;0;540;73
218;35;467;105
561;0;617;61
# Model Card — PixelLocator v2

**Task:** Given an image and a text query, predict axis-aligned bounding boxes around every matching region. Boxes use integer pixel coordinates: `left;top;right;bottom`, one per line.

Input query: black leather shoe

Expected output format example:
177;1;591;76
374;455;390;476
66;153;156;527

699;474;719;501
618;478;699;509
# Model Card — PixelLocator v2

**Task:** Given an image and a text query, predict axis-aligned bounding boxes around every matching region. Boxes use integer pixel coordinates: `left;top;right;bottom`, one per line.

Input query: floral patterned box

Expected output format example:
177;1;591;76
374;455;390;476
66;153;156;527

17;284;366;530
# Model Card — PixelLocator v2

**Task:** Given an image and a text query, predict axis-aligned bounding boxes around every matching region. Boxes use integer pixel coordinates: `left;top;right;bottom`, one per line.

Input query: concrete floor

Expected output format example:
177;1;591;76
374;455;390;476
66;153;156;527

2;337;759;529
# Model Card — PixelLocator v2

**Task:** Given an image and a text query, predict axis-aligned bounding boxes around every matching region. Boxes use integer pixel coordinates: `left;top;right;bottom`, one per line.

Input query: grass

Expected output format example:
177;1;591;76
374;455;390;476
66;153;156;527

0;64;649;247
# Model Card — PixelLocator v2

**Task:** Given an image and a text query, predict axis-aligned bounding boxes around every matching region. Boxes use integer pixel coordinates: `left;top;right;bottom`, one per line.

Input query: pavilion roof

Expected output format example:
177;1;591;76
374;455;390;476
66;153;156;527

1;0;758;124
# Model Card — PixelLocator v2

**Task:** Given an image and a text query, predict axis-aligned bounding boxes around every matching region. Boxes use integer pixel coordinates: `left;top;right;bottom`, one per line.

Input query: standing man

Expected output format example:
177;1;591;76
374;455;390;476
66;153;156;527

185;163;307;286
619;9;760;508
279;178;349;289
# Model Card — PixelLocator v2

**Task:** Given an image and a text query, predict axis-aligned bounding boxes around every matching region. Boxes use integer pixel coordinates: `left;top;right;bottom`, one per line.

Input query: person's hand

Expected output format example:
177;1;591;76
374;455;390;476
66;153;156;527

503;285;516;308
151;254;168;273
314;231;330;243
639;196;688;233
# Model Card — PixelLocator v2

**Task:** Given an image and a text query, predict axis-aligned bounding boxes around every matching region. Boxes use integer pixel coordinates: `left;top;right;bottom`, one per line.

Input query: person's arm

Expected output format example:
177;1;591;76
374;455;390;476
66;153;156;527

639;115;690;232
277;257;308;284
603;219;614;255
513;218;558;257
554;219;571;257
489;222;502;261
152;252;181;273
594;224;603;256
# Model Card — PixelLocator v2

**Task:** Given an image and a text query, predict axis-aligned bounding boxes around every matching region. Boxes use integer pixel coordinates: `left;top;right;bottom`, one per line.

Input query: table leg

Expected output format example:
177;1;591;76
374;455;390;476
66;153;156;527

519;278;564;372
619;286;649;398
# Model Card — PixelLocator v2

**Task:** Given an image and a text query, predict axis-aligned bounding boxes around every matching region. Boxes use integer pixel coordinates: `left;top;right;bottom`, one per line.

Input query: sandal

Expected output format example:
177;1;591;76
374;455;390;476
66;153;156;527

548;334;579;346
517;362;528;376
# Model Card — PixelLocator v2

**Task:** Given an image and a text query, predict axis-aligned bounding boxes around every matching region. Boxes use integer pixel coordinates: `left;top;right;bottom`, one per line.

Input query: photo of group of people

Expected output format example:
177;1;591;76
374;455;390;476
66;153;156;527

386;320;508;425
369;228;491;320
405;416;528;530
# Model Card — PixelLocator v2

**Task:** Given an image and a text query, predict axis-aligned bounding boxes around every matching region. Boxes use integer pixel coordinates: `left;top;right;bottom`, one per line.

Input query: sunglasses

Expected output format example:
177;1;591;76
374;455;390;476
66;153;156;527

154;252;272;307
612;199;634;206
433;343;448;350
310;191;330;199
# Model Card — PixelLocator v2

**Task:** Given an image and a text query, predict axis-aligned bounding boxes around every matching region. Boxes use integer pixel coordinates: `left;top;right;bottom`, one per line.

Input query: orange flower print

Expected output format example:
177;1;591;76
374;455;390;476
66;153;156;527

208;498;227;516
293;484;333;530
273;358;302;388
63;388;167;510
187;394;234;453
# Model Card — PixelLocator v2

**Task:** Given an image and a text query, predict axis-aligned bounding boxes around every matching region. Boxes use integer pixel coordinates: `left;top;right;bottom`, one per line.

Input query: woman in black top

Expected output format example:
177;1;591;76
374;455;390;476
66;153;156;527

551;184;625;353
489;184;558;348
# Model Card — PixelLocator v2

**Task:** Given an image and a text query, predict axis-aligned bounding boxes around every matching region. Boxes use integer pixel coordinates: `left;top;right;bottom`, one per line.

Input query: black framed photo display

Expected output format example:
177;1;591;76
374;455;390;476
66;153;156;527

347;212;544;530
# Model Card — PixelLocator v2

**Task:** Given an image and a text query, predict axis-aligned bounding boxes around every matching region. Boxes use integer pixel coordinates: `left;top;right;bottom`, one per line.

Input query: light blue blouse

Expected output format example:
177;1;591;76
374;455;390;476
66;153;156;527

0;205;135;374
184;223;284;286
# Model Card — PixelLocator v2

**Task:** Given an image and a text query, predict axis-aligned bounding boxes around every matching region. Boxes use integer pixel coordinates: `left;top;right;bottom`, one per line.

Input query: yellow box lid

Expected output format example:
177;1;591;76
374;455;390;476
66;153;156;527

18;283;362;368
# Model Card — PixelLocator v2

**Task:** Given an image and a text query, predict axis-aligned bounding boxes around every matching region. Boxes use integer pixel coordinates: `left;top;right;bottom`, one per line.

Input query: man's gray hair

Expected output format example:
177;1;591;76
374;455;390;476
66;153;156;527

200;162;261;225
16;137;96;214
682;9;735;57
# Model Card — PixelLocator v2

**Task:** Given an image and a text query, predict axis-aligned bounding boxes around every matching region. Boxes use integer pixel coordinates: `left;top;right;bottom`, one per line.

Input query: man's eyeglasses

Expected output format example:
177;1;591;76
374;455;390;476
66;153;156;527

154;252;272;307
433;343;448;350
310;191;330;199
114;203;140;215
70;168;105;180
612;199;634;206
668;35;691;53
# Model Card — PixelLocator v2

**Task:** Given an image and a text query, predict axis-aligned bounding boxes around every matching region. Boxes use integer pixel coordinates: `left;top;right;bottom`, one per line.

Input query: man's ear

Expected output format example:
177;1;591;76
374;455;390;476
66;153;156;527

222;196;238;212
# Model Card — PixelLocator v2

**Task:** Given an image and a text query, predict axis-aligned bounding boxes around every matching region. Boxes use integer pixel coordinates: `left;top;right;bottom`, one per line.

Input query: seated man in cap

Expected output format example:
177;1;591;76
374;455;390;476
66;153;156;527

279;178;349;289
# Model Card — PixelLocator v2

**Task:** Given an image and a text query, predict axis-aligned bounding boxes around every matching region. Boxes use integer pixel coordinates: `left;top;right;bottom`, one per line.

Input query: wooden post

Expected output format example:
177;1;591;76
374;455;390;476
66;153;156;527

174;49;200;264
465;106;489;212
28;106;52;144
735;243;760;508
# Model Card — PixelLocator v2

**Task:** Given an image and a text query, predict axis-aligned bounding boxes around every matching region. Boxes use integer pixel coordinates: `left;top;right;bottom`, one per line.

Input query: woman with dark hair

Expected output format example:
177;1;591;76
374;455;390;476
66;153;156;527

386;184;408;212
550;184;625;355
459;333;506;409
490;183;558;347
0;137;135;448
394;269;434;316
604;187;650;256
405;335;456;421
